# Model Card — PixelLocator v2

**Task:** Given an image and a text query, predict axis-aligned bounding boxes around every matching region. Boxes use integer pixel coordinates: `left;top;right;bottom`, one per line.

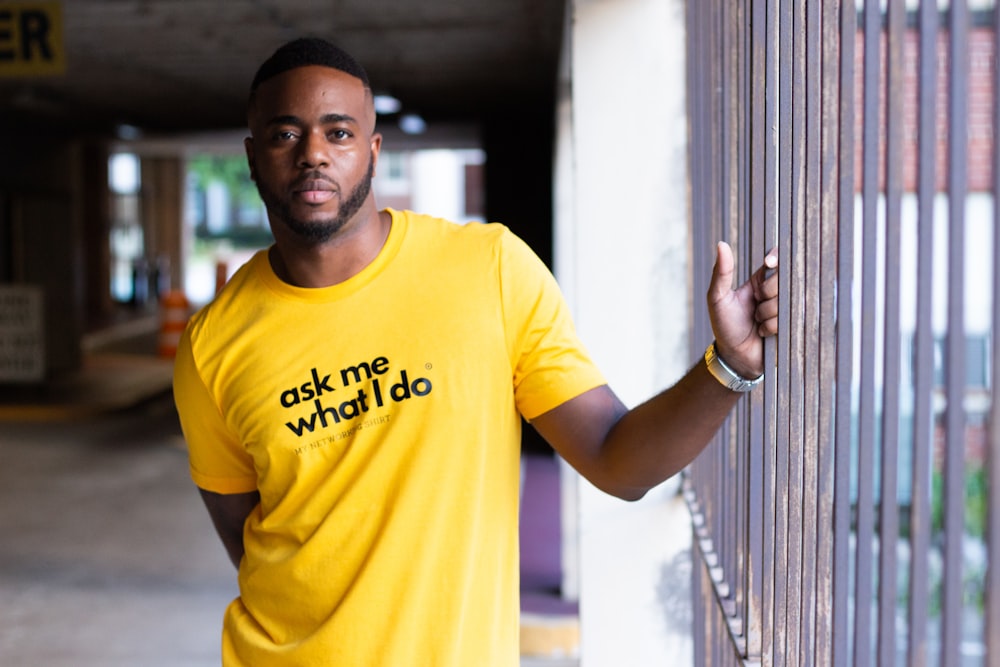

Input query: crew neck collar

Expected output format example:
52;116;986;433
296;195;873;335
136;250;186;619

255;208;406;302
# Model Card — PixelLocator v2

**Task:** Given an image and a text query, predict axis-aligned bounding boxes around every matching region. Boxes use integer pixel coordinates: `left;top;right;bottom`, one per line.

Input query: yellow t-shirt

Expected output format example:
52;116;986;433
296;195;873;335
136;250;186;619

173;209;605;666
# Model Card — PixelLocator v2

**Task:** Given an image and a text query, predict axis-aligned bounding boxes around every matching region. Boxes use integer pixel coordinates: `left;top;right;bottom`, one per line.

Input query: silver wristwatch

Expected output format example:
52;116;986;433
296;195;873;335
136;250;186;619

704;341;764;392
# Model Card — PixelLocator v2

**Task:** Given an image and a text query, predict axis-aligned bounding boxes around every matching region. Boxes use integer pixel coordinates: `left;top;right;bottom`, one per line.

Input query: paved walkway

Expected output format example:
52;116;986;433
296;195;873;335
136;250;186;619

0;393;235;666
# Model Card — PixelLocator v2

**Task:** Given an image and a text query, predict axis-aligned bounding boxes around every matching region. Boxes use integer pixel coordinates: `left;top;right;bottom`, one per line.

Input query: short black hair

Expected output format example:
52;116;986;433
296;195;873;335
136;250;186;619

249;37;371;98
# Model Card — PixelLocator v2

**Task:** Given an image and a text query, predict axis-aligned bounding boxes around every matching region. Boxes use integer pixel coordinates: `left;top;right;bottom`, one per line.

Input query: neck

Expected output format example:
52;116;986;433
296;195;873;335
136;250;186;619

268;204;391;288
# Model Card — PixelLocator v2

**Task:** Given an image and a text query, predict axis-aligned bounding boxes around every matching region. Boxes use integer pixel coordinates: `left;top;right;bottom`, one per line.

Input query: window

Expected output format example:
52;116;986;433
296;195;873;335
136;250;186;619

183;154;270;305
108;153;144;303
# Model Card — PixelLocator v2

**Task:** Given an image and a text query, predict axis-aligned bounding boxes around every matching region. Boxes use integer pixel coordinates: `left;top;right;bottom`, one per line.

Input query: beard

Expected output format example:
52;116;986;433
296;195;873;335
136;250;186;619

255;157;374;244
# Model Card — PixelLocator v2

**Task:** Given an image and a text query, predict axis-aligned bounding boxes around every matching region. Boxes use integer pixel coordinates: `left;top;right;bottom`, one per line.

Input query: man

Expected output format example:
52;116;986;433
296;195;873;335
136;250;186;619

173;38;778;666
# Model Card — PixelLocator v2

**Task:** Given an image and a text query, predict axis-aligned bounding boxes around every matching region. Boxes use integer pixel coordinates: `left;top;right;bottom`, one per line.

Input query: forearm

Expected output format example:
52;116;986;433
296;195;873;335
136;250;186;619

219;529;247;569
590;359;742;500
199;488;260;569
537;243;777;501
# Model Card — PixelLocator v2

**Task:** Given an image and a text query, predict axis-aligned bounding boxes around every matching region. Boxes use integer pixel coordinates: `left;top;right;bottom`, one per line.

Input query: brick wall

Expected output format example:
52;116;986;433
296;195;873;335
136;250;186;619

854;27;994;192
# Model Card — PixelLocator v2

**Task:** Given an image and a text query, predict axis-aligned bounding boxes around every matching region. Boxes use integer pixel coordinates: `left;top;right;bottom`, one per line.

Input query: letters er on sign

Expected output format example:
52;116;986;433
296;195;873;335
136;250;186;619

0;2;65;77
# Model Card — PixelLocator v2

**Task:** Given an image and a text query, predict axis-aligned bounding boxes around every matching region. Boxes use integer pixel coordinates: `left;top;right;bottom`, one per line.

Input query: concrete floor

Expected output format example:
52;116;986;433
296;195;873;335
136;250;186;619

0;394;236;667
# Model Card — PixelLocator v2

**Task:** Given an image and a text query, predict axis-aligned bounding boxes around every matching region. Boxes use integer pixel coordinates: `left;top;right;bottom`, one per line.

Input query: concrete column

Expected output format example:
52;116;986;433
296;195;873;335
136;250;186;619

80;142;114;326
554;0;693;664
140;157;184;294
0;135;83;375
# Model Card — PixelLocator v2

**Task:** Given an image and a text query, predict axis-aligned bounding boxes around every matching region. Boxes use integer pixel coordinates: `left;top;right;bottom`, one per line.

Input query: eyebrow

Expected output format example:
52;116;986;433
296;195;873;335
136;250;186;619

265;113;359;127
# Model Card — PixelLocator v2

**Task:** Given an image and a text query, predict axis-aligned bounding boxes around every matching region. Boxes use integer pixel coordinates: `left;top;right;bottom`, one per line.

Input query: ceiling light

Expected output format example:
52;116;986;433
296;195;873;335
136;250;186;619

399;113;426;135
373;93;402;115
115;123;143;140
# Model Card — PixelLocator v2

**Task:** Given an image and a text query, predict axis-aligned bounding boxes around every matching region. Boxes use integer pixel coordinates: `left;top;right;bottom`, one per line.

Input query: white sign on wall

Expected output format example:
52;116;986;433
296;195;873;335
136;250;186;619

0;285;44;382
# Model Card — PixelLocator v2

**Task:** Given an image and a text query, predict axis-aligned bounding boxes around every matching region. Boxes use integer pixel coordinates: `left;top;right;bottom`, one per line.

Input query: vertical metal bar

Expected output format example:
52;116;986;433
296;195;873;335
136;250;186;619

799;0;824;663
832;2;857;665
907;1;938;665
747;0;771;659
709;0;720;356
721;58;736;613
684;0;699;582
988;1;1000;662
721;5;734;609
711;552;721;667
700;0;711;348
730;4;749;628
726;0;739;623
877;1;905;665
694;525;706;667
711;0;727;597
688;1;718;658
784;0;806;662
854;1;882;664
815;1;843;664
703;0;717;561
754;0;788;664
941;0;969;664
690;0;708;360
725;0;748;634
734;0;745;626
774;0;794;661
712;0;722;363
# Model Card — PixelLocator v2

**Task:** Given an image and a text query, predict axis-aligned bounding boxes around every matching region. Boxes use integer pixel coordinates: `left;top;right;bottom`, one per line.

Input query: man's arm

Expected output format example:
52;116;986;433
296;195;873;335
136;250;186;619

198;488;261;569
531;242;778;500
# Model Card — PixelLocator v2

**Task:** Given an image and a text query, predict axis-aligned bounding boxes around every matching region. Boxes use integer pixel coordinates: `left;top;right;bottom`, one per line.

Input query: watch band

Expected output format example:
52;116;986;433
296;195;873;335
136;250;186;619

704;341;763;392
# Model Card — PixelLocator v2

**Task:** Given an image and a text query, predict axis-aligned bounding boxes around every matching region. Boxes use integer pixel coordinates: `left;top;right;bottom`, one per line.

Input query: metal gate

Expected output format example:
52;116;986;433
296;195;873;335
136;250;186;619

685;1;998;665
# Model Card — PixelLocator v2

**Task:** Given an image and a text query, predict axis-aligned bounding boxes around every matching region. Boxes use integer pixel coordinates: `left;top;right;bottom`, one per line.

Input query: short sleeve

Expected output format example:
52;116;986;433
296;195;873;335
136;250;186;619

498;229;606;420
173;327;259;494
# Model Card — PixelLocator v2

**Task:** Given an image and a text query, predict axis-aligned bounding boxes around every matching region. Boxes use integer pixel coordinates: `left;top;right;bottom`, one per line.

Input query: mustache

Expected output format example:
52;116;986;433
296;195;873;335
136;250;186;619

291;171;337;189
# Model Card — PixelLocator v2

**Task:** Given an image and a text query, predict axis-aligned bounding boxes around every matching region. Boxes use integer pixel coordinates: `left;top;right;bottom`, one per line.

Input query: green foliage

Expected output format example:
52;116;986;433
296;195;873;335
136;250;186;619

930;464;987;539
187;154;258;207
926;464;988;614
964;465;987;540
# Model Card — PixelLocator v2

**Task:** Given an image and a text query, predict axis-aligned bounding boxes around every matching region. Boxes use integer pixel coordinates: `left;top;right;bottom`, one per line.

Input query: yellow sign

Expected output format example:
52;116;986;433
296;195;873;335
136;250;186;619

0;2;64;76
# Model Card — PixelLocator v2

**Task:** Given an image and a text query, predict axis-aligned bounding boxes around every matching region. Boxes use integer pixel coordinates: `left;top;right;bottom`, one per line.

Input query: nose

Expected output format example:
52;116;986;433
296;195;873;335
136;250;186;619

296;129;329;168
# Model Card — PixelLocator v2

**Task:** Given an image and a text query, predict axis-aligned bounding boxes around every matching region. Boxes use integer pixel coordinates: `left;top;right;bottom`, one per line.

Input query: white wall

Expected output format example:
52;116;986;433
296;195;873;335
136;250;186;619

555;0;693;664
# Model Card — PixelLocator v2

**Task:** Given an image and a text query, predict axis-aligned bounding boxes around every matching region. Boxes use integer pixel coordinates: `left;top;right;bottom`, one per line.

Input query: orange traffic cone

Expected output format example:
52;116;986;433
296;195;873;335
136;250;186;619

158;290;190;358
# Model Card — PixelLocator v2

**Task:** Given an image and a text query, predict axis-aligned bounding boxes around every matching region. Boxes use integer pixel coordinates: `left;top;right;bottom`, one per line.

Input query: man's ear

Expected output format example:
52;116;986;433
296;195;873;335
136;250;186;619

370;133;382;178
244;136;257;181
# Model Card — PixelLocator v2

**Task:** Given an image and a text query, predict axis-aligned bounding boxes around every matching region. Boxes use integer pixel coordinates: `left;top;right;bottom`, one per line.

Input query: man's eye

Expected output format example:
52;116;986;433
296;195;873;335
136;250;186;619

275;130;298;141
330;129;351;140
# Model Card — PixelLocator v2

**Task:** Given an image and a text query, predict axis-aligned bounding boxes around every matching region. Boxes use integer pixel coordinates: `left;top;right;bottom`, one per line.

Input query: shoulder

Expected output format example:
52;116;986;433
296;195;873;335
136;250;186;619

394;209;511;246
185;250;269;345
392;209;524;268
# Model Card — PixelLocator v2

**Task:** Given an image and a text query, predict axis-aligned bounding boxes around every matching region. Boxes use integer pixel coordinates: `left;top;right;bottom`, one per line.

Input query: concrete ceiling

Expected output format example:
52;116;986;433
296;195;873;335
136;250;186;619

0;0;566;136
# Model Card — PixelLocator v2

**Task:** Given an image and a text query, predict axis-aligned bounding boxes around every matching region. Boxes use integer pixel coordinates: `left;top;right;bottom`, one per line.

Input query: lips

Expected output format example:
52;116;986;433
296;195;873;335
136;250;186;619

293;178;337;205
